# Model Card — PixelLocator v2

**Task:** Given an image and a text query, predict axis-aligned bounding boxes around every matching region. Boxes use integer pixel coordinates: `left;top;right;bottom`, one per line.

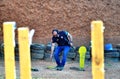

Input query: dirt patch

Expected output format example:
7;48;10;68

0;0;120;46
0;58;120;79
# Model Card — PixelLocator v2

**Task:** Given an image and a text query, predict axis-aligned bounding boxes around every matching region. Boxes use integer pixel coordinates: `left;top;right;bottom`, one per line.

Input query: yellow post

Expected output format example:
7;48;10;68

18;27;31;79
3;22;16;79
91;21;105;79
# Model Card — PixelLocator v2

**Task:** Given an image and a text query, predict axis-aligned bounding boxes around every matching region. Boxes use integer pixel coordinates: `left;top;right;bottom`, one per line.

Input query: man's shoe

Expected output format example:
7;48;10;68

57;67;64;71
55;66;60;70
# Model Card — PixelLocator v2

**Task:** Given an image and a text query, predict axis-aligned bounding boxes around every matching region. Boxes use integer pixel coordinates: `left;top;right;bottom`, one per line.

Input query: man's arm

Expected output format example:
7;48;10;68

67;33;73;46
67;33;73;42
50;43;55;59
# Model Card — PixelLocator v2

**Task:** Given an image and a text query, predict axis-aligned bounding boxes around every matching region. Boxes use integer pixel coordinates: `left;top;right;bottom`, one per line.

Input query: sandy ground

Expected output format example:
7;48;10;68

0;58;120;79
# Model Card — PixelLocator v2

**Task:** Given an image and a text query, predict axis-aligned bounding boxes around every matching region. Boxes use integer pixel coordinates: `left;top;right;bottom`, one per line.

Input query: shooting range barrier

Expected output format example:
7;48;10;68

3;22;31;79
91;21;104;79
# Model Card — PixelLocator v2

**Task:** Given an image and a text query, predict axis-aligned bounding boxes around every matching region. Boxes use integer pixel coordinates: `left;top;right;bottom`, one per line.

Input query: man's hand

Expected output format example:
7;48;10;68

70;42;73;47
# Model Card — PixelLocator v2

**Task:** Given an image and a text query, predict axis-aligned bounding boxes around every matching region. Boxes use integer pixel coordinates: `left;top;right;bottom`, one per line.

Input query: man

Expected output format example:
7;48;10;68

50;29;73;71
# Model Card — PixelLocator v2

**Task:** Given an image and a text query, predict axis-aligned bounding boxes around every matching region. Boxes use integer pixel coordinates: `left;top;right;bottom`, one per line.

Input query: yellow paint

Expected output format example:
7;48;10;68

18;28;31;79
91;21;105;79
78;46;87;69
3;22;16;79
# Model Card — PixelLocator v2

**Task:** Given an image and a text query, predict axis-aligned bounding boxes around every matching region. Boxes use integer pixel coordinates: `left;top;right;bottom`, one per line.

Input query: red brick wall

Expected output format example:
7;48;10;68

0;0;120;46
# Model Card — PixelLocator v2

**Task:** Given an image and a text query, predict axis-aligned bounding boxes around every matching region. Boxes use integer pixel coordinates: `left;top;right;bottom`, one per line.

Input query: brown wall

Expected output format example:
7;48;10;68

0;0;120;46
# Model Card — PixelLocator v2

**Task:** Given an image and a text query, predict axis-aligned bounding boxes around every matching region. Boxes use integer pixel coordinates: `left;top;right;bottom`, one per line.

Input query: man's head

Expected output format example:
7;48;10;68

52;29;59;36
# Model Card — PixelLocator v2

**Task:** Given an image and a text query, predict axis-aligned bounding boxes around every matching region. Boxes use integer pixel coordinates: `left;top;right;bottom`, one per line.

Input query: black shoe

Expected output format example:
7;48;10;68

55;66;60;70
57;67;64;71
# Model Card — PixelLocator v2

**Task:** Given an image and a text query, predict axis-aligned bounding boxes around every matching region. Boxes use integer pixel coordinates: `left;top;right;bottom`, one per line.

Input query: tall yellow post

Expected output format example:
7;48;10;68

18;28;31;79
91;21;105;79
3;22;16;79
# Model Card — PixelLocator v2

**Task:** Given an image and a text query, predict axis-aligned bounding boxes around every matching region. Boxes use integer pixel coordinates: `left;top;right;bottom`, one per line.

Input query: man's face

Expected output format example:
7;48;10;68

52;31;58;36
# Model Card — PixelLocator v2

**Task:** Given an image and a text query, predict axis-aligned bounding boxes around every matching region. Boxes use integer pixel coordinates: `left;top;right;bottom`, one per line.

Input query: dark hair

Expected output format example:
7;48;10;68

52;29;59;34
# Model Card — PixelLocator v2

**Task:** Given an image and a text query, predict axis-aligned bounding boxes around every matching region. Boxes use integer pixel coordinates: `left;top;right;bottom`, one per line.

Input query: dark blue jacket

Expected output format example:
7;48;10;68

52;31;70;46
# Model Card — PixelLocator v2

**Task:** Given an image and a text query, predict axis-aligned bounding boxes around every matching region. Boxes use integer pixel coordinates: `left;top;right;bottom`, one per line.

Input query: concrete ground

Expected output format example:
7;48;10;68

0;57;120;79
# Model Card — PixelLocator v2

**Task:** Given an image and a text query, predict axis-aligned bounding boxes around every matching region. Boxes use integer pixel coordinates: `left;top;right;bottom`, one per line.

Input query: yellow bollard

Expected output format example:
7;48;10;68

91;21;105;79
3;22;16;79
78;46;87;71
18;27;31;79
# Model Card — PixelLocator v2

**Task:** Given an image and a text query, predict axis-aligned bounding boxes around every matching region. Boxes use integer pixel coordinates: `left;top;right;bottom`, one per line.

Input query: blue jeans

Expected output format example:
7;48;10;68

54;46;70;67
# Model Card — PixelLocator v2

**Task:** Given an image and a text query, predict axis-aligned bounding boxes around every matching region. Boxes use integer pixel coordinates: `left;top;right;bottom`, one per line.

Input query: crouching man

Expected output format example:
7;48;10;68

50;29;73;71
